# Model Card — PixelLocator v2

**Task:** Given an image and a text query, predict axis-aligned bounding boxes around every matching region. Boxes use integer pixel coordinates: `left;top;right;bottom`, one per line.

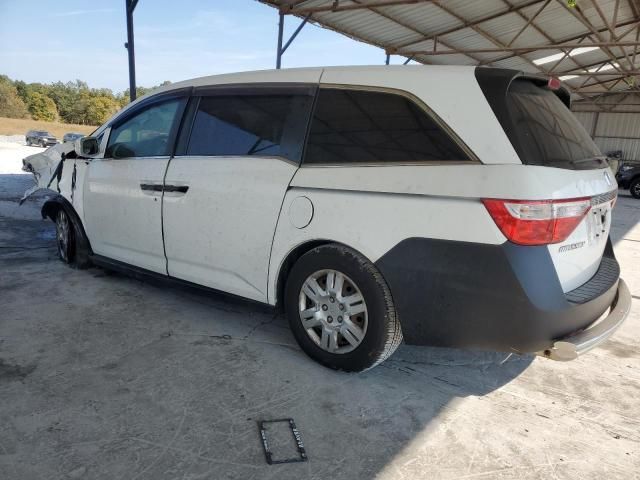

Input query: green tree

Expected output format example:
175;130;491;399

12;79;29;102
1;74;170;125
26;91;59;121
46;81;75;122
83;95;120;125
0;81;30;118
120;81;172;107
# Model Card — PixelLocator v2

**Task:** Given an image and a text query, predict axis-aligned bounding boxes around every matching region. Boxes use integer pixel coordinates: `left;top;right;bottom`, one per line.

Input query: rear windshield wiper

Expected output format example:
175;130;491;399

568;156;607;166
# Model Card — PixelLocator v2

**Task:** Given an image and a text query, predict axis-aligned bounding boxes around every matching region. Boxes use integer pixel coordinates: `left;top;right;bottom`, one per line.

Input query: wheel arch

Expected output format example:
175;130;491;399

274;239;329;311
274;239;379;311
42;195;94;257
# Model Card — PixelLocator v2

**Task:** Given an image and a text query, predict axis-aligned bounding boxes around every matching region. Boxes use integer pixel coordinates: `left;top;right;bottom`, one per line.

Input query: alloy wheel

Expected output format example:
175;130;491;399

298;269;368;354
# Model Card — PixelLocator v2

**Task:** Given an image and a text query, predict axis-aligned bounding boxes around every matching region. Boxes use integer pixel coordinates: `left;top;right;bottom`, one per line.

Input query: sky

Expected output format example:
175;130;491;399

0;0;390;93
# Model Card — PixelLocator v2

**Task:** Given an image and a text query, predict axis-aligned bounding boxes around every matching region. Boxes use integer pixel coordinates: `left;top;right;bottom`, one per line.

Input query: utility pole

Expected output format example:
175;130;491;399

125;0;139;102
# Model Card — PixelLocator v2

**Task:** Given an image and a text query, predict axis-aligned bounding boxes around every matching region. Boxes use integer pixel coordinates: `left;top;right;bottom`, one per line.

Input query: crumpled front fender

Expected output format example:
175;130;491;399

20;142;76;204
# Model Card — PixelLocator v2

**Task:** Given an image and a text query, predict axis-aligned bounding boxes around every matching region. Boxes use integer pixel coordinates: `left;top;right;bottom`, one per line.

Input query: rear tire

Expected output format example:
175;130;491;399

630;178;640;199
285;244;403;372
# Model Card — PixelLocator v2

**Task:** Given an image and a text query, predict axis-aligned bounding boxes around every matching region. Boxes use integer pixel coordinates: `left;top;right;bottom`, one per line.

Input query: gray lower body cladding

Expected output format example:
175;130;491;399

374;237;619;353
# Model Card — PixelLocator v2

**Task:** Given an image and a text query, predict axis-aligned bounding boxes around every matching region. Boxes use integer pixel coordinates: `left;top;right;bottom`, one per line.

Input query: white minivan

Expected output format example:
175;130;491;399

25;66;631;371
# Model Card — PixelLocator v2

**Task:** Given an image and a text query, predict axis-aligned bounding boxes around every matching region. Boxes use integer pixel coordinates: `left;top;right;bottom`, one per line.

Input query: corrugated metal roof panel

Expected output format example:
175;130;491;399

477;11;547;47
435;0;511;23
313;9;422;46
382;3;463;38
259;0;639;101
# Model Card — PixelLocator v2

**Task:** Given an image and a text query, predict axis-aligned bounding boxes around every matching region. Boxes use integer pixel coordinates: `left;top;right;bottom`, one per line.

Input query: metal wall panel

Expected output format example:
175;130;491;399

574;112;597;135
574;111;640;161
595;113;640;138
594;138;640;160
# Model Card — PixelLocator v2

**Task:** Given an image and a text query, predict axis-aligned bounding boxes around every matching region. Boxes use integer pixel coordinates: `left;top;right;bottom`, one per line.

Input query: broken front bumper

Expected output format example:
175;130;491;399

539;278;632;361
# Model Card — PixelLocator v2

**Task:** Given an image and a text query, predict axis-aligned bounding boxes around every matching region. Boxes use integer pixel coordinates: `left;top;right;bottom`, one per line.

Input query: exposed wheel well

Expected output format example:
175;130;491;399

41;200;63;223
275;240;330;311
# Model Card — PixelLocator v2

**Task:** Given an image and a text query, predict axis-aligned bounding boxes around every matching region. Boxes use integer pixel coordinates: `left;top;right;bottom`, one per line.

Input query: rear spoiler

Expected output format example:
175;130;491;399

474;67;571;108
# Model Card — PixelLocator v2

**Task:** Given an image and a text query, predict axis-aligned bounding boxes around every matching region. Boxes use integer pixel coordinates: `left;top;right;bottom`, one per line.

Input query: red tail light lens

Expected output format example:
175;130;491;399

482;197;591;246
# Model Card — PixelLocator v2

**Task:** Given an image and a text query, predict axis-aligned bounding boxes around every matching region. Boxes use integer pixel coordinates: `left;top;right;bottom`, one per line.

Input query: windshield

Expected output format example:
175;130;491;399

506;80;603;169
36;131;49;135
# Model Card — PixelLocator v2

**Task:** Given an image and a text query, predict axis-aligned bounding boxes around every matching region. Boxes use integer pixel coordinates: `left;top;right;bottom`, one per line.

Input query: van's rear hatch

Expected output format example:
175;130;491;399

476;67;617;294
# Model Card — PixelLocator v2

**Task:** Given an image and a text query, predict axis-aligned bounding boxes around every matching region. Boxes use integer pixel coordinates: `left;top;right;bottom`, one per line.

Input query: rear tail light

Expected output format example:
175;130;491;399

482;197;591;246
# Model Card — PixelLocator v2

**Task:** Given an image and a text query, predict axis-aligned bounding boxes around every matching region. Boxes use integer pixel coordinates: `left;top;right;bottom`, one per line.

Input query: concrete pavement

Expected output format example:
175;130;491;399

0;173;638;479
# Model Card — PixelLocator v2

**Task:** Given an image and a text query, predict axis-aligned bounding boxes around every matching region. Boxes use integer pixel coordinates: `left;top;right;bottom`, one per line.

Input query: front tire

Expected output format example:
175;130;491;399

55;210;75;264
285;244;402;372
630;178;640;199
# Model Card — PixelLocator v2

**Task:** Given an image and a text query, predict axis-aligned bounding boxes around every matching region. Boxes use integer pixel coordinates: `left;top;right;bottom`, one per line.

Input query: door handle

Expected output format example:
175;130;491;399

164;185;189;194
140;183;163;192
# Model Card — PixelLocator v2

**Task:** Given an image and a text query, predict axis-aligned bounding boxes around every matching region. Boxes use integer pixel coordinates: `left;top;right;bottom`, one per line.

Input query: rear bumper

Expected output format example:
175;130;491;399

539;278;631;360
375;237;624;354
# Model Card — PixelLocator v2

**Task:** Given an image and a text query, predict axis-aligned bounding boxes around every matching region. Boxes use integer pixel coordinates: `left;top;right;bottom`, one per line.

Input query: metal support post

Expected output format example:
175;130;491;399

276;12;284;69
276;12;311;69
125;0;139;102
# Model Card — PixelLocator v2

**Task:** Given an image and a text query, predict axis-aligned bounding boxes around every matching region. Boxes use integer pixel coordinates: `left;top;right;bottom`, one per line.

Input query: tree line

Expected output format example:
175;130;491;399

0;75;170;125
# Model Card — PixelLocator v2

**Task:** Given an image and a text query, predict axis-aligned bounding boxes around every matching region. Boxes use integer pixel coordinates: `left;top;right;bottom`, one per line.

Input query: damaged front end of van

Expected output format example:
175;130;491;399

20;142;77;204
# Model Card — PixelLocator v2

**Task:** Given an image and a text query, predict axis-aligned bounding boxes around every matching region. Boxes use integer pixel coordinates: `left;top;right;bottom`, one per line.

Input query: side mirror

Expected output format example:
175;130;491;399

75;136;99;157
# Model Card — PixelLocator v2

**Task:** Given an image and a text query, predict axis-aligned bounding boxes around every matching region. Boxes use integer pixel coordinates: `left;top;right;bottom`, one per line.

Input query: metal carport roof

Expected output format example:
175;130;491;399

259;0;640;105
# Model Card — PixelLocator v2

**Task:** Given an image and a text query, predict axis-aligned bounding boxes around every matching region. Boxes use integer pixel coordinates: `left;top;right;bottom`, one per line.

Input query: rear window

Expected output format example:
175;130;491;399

475;68;606;170
506;80;602;169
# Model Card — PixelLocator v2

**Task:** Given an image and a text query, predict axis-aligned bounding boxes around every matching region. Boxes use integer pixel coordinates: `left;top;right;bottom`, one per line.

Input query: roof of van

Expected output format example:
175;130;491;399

103;64;485;133
154;64;479;93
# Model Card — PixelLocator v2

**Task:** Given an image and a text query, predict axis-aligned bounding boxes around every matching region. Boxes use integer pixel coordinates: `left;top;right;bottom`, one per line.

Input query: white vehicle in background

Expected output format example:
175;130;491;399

23;66;631;371
62;132;85;143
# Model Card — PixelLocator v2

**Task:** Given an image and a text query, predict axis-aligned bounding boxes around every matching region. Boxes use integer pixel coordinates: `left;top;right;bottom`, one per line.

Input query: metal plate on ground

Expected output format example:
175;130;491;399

258;418;308;465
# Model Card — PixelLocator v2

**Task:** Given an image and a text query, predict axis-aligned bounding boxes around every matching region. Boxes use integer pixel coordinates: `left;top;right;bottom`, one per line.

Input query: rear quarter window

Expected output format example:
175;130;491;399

303;88;470;165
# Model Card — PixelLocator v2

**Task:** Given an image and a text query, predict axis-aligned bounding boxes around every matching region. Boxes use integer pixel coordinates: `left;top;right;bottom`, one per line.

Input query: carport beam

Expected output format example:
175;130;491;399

125;0;139;102
276;12;311;69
